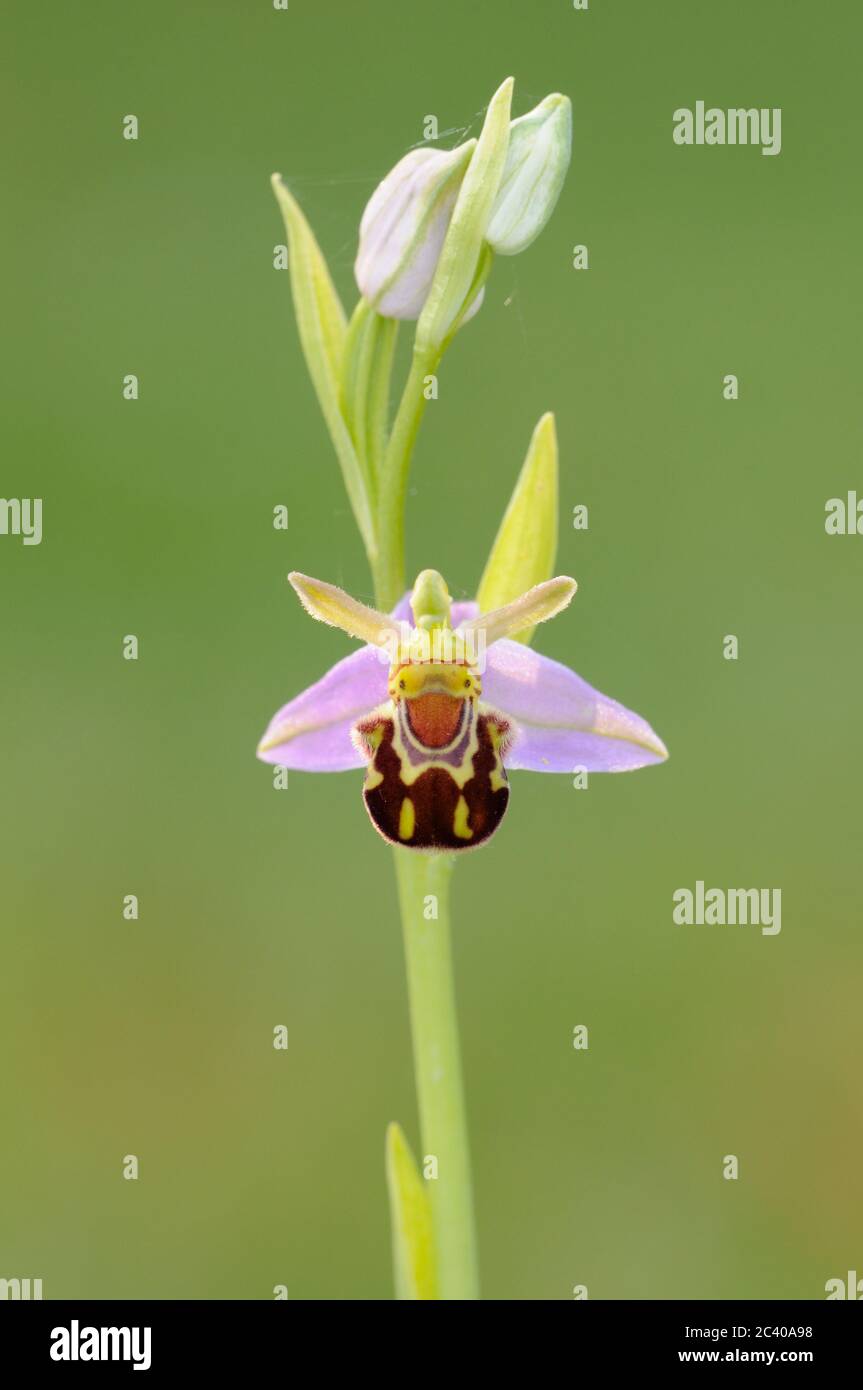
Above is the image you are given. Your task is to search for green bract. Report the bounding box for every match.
[271,175,375,559]
[415,76,513,355]
[477,412,559,644]
[385,1122,437,1300]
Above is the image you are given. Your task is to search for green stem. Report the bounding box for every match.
[394,848,479,1300]
[366,317,398,498]
[373,335,475,1298]
[373,346,440,610]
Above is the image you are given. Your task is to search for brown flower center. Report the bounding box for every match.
[405,692,464,748]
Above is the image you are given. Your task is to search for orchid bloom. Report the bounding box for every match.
[266,72,670,1299]
[258,568,668,853]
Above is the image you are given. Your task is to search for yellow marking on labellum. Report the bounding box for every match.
[398,797,416,841]
[453,795,473,840]
[382,662,483,787]
[487,721,508,792]
[391,708,479,788]
[389,661,481,702]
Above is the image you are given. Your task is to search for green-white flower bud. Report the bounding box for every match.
[355,141,475,319]
[486,94,572,256]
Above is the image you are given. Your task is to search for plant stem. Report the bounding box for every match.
[373,346,440,610]
[394,848,479,1300]
[375,340,476,1298]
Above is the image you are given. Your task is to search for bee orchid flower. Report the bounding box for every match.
[258,569,668,853]
[265,72,669,1298]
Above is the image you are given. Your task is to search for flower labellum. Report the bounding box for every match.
[258,569,668,853]
[486,94,572,256]
[355,141,476,320]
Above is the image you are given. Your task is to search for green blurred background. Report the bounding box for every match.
[2,0,861,1300]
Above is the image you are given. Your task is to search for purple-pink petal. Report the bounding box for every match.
[257,591,418,771]
[450,600,480,626]
[482,639,668,773]
[257,645,387,771]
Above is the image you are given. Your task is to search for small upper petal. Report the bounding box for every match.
[392,592,414,622]
[449,599,480,627]
[482,639,668,772]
